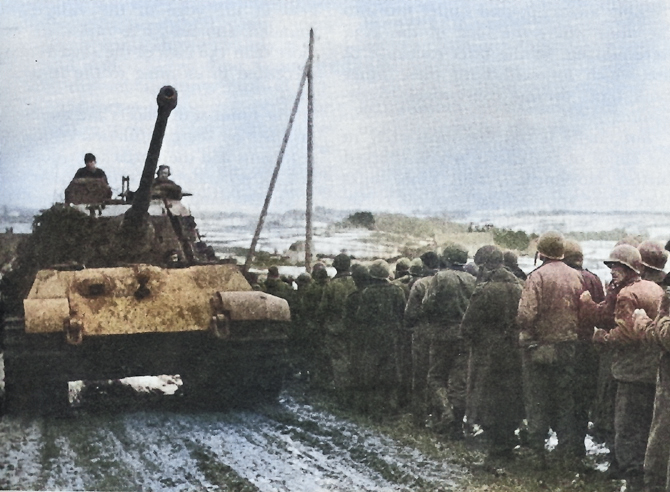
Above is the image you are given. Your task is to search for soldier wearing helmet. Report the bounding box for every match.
[263,265,294,301]
[516,230,587,466]
[389,257,413,405]
[392,257,413,298]
[407,258,425,289]
[394,257,411,279]
[287,271,313,378]
[638,240,667,286]
[405,251,441,424]
[298,262,330,387]
[635,243,670,491]
[351,259,406,418]
[317,254,357,397]
[461,245,524,463]
[152,164,183,200]
[562,239,605,459]
[503,250,527,281]
[581,244,664,486]
[420,243,476,439]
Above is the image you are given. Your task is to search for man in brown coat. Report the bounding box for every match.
[629,240,669,492]
[581,244,664,489]
[517,231,585,467]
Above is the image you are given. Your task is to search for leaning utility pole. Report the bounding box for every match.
[243,56,310,273]
[305,28,314,273]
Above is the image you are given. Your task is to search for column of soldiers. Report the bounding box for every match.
[261,233,670,491]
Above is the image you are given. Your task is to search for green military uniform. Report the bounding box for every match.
[461,246,524,459]
[300,266,330,387]
[318,269,357,396]
[422,264,476,437]
[352,260,406,419]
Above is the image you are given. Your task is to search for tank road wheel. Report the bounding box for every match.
[2,317,69,416]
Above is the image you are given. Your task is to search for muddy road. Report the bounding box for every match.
[0,384,467,492]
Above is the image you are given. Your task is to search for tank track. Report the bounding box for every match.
[1,317,288,413]
[2,317,69,415]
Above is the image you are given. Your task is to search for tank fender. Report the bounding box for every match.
[211,291,291,322]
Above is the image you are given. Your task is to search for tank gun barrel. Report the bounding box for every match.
[124,86,178,226]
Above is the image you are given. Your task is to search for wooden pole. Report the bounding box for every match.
[244,58,310,272]
[305,28,314,273]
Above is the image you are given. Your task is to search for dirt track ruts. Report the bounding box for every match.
[0,389,466,492]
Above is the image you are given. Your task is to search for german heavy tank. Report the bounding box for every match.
[0,86,291,413]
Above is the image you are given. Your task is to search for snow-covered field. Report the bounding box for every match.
[7,209,669,285]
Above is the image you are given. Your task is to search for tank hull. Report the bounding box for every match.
[3,316,289,413]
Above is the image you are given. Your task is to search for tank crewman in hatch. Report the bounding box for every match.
[65,153,112,205]
[74,153,108,182]
[516,231,585,469]
[151,165,183,200]
[580,244,663,488]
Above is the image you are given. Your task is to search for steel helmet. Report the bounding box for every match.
[503,250,519,268]
[332,253,351,272]
[563,239,583,269]
[409,258,424,276]
[420,251,440,270]
[474,245,503,267]
[296,272,312,285]
[638,240,668,271]
[442,243,468,266]
[536,231,565,260]
[368,259,391,279]
[604,244,642,274]
[395,257,411,272]
[351,263,370,283]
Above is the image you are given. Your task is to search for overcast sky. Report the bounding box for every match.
[2,1,670,215]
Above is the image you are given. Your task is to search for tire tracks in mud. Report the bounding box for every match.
[0,393,466,492]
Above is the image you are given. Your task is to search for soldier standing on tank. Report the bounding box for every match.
[353,259,406,420]
[562,239,604,457]
[581,244,663,488]
[317,254,357,399]
[517,231,585,469]
[461,245,524,464]
[405,251,440,425]
[74,153,108,182]
[421,244,476,440]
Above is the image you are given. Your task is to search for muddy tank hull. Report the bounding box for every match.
[3,263,291,414]
[3,316,289,413]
